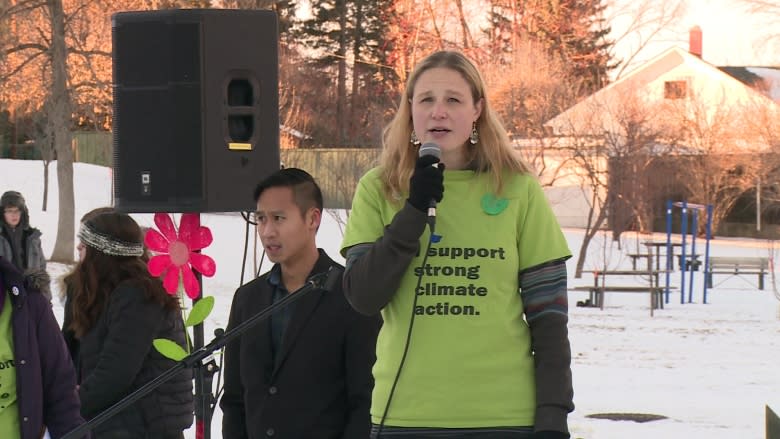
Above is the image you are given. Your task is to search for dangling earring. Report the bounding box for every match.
[469,122,479,145]
[410,130,421,146]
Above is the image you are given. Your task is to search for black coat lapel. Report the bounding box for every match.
[271,250,336,375]
[251,283,275,382]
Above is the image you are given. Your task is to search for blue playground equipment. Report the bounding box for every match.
[664,200,714,304]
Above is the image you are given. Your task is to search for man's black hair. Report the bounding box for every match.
[253,168,324,214]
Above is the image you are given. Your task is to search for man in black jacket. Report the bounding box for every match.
[220,168,380,439]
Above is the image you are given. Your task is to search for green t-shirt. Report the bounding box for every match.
[0,293,20,439]
[341,168,571,428]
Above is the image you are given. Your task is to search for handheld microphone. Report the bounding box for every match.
[418,142,441,227]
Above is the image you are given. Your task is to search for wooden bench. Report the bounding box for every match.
[572,285,665,310]
[705,256,769,290]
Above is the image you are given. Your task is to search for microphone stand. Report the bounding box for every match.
[62,267,341,439]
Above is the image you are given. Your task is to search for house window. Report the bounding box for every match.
[664,80,687,99]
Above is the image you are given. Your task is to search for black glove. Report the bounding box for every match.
[531,431,570,439]
[407,154,445,213]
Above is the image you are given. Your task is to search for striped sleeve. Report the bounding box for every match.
[518,259,568,322]
[518,259,573,434]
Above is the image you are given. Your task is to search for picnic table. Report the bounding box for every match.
[642,241,683,271]
[573,269,670,316]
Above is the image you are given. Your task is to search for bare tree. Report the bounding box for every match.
[29,109,55,211]
[0,0,147,262]
[547,86,681,276]
[46,0,77,262]
[603,90,681,237]
[665,92,777,233]
[278,50,312,149]
[738,0,780,55]
[560,132,610,278]
[605,0,687,79]
[452,0,473,48]
[483,40,580,185]
[753,104,780,220]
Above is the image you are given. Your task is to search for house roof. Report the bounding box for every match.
[719,66,780,101]
[718,66,765,87]
[545,46,780,136]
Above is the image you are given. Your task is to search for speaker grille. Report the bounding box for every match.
[113,15,204,212]
[115,86,203,206]
[113,10,279,213]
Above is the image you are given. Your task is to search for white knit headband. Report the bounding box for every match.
[78,222,144,257]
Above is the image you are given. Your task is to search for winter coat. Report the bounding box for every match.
[61,285,79,369]
[0,227,46,272]
[0,190,46,274]
[78,281,193,438]
[0,257,85,439]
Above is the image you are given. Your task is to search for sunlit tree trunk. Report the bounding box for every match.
[453,0,472,48]
[48,0,76,263]
[349,0,363,144]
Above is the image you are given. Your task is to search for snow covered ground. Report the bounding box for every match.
[2,158,779,438]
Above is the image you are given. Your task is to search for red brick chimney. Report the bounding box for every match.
[689,25,703,58]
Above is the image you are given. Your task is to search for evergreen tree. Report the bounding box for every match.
[219,0,298,36]
[484,0,518,58]
[484,0,615,94]
[297,0,395,145]
[527,0,614,93]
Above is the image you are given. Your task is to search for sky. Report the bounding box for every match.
[610,0,779,70]
[3,158,780,438]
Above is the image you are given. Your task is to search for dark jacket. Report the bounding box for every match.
[0,190,46,275]
[220,250,380,439]
[61,284,79,369]
[78,281,193,438]
[0,257,85,439]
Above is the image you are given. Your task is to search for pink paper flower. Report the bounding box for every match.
[145,213,216,299]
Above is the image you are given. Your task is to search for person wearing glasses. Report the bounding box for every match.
[0,191,48,299]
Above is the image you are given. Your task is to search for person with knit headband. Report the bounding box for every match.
[68,212,193,438]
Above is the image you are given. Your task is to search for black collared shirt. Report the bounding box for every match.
[267,265,295,359]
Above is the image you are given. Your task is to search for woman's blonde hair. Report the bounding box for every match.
[379,50,532,199]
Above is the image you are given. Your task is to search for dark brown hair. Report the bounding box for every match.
[69,212,178,337]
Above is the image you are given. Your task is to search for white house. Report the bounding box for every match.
[536,28,780,229]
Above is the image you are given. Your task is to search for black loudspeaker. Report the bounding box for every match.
[112,9,280,213]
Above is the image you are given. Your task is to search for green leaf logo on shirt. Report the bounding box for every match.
[481,194,508,215]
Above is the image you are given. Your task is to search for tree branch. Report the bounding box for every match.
[67,48,111,58]
[70,80,110,91]
[4,42,48,55]
[0,48,46,82]
[0,0,46,22]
